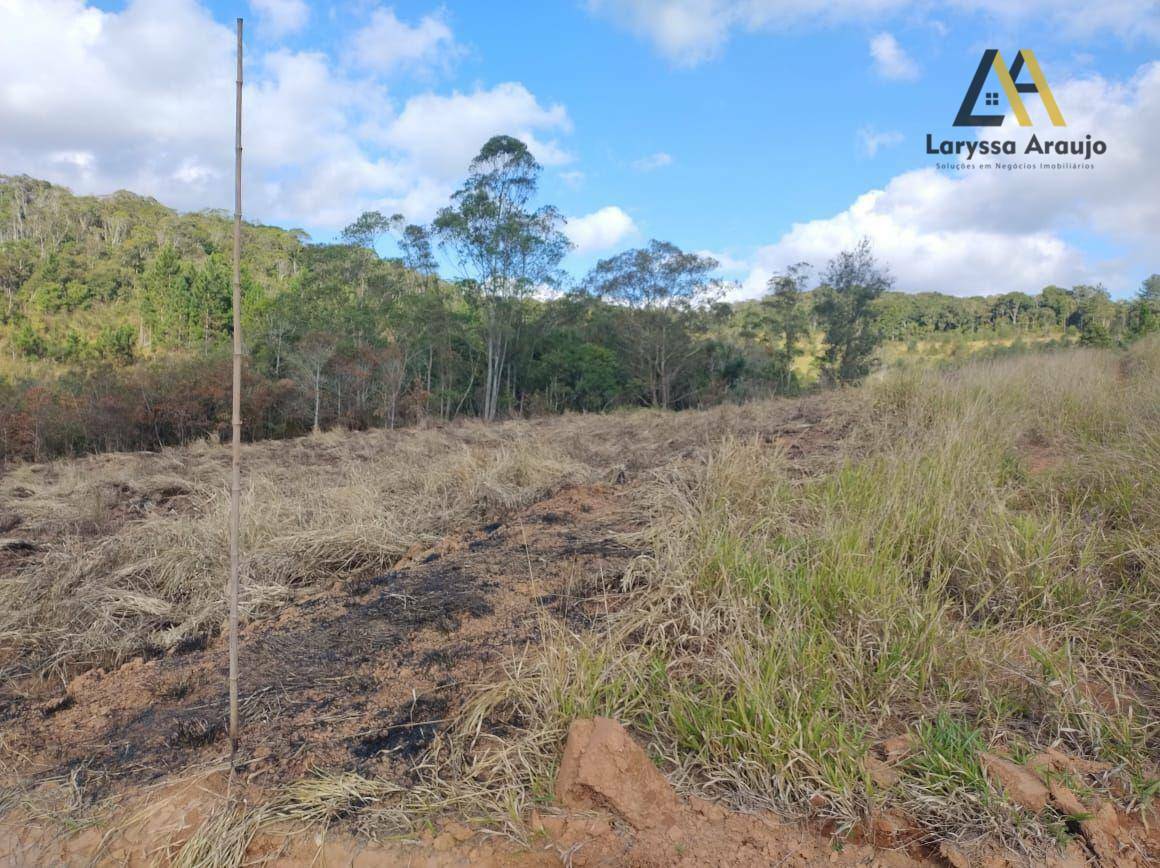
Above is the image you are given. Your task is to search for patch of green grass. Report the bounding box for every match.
[906,714,991,803]
[441,337,1159,859]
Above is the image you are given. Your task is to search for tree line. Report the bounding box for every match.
[1,141,1157,461]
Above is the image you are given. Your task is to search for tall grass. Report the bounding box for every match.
[450,338,1160,853]
[4,340,1156,858]
[0,425,598,679]
[0,400,803,680]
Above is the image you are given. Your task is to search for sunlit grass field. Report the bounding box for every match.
[451,336,1158,859]
[3,336,1155,865]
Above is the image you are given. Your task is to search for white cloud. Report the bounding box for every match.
[586,0,733,67]
[586,0,1160,66]
[565,206,638,254]
[949,0,1160,43]
[735,62,1160,298]
[858,127,904,156]
[385,83,572,178]
[0,0,238,204]
[739,185,1088,298]
[250,0,309,37]
[350,6,458,75]
[632,151,673,171]
[869,32,918,81]
[585,1,909,65]
[559,170,586,188]
[0,0,572,232]
[698,248,747,271]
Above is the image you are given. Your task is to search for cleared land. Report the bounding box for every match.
[1,339,1157,866]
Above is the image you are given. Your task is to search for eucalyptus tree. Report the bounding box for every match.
[340,210,402,298]
[433,135,569,421]
[399,224,438,283]
[340,210,404,250]
[814,239,892,383]
[1131,274,1160,335]
[582,239,720,408]
[763,262,810,388]
[293,330,338,433]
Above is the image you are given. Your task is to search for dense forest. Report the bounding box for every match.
[2,137,1157,461]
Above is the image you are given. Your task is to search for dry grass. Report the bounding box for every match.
[437,337,1160,858]
[4,339,1157,864]
[170,801,264,868]
[0,400,814,681]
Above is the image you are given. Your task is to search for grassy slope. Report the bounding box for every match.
[783,327,1070,384]
[0,400,804,679]
[2,338,1156,862]
[452,337,1159,856]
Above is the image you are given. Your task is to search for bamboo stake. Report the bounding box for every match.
[228,16,243,766]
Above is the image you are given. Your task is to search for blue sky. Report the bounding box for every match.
[3,1,1158,297]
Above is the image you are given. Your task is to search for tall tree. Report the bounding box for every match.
[339,210,402,299]
[434,135,569,421]
[400,224,438,280]
[814,239,892,383]
[1130,274,1160,336]
[763,263,809,389]
[293,330,337,432]
[340,210,403,250]
[190,254,231,352]
[990,291,1035,328]
[139,244,190,347]
[582,239,719,408]
[1073,284,1115,346]
[0,240,35,322]
[1039,285,1075,327]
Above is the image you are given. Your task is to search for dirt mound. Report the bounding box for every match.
[980,753,1050,812]
[555,717,680,831]
[539,717,930,866]
[541,718,1158,867]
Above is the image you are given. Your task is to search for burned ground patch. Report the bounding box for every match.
[351,566,495,632]
[39,694,75,717]
[172,632,212,656]
[172,716,225,748]
[0,483,642,800]
[351,694,450,762]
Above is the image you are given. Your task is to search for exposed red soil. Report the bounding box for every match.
[0,770,562,866]
[2,482,642,799]
[2,402,1155,866]
[0,766,921,867]
[0,466,932,867]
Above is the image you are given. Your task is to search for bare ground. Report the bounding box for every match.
[1,383,1155,866]
[0,397,911,866]
[1,481,642,799]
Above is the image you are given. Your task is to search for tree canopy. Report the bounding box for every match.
[0,161,1153,461]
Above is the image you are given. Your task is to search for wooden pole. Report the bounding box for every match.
[228,16,243,766]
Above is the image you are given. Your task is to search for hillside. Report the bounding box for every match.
[1,341,1157,865]
[0,175,308,361]
[2,174,1157,464]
